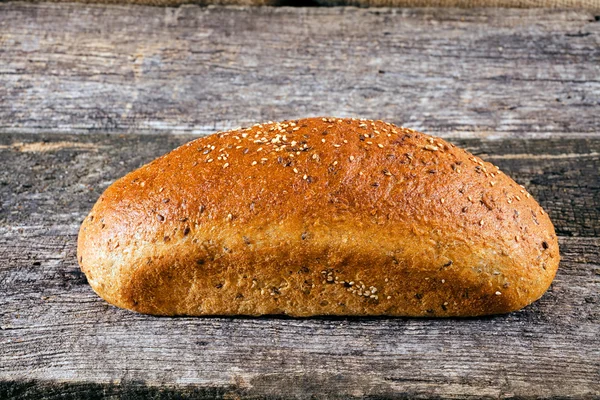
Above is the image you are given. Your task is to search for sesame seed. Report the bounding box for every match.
[333,161,338,166]
[333,144,341,148]
[227,213,233,220]
[384,278,388,282]
[207,159,213,163]
[428,138,434,144]
[378,143,384,148]
[261,158,268,162]
[257,147,263,152]
[322,139,326,143]
[479,220,485,226]
[424,145,439,151]
[516,195,521,201]
[349,156,355,161]
[343,140,348,144]
[495,291,502,296]
[251,161,257,166]
[441,198,445,204]
[291,141,297,146]
[387,296,391,299]
[293,168,299,173]
[366,141,373,145]
[490,181,496,187]
[223,163,229,169]
[468,196,473,202]
[441,279,445,283]
[303,174,307,180]
[159,187,164,192]
[293,127,300,131]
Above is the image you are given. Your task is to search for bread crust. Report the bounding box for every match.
[77,117,559,317]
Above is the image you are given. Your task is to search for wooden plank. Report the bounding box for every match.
[0,3,599,138]
[1,133,598,237]
[0,133,599,397]
[0,228,598,398]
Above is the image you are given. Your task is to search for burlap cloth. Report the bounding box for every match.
[323,0,598,7]
[323,0,599,7]
[39,0,600,11]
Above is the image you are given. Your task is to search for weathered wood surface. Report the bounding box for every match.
[1,133,599,237]
[1,3,600,139]
[1,2,600,398]
[0,133,599,398]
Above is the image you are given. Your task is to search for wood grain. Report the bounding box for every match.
[0,133,599,398]
[2,133,598,237]
[0,231,598,398]
[1,3,599,138]
[1,3,599,397]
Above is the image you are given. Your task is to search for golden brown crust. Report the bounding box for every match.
[77,117,559,317]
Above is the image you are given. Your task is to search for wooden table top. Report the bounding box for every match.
[0,3,598,398]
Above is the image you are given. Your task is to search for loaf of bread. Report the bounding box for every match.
[77,117,559,317]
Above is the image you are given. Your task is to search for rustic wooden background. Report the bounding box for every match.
[1,3,599,399]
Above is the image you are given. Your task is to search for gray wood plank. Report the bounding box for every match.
[0,3,599,138]
[0,133,599,398]
[0,228,598,398]
[2,133,598,237]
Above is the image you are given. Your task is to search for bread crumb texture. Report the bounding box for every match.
[77,117,559,317]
